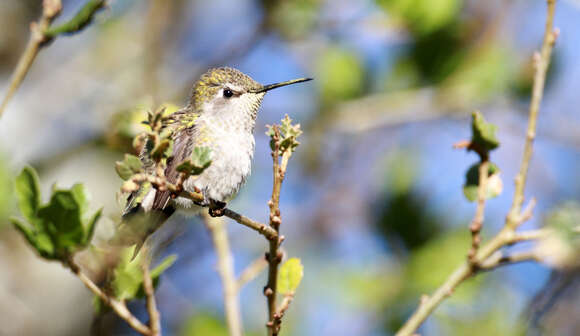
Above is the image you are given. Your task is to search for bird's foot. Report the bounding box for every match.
[208,199,226,217]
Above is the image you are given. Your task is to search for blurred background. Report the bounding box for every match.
[1,0,579,335]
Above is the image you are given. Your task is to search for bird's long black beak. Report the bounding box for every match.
[252,77,313,93]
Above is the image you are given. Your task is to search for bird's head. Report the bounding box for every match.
[189,67,312,120]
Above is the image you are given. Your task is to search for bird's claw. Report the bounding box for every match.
[208,199,226,217]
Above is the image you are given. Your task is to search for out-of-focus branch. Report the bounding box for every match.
[468,160,489,262]
[0,0,62,118]
[203,214,243,336]
[510,227,549,243]
[479,250,542,271]
[271,294,294,330]
[66,259,151,336]
[0,0,105,119]
[395,1,558,335]
[236,256,268,291]
[142,261,161,336]
[507,0,558,228]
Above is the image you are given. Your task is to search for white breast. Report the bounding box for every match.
[174,124,255,209]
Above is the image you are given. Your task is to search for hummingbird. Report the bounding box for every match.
[118,67,312,255]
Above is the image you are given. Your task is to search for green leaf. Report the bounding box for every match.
[43,0,106,38]
[176,147,212,176]
[463,162,502,202]
[280,115,303,139]
[112,247,177,301]
[471,111,499,154]
[11,217,57,259]
[151,254,177,278]
[14,166,41,223]
[11,167,101,260]
[37,189,85,255]
[115,154,143,180]
[267,115,303,154]
[113,247,144,301]
[83,208,102,246]
[277,258,304,295]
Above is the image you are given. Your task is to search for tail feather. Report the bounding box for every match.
[111,205,175,260]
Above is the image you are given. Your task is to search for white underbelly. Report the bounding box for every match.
[183,132,254,203]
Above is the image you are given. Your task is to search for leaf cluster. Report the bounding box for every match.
[10,167,102,260]
[266,115,303,154]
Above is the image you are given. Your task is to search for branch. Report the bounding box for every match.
[479,250,542,271]
[203,214,243,336]
[509,227,549,244]
[468,160,489,262]
[0,0,105,119]
[0,0,62,118]
[65,259,151,336]
[142,261,161,336]
[271,294,294,330]
[265,127,292,336]
[223,208,278,241]
[237,256,268,291]
[395,1,558,334]
[507,0,558,229]
[124,174,278,240]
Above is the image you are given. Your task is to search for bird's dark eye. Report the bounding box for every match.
[223,88,233,98]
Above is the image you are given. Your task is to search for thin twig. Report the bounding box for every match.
[468,160,489,262]
[479,250,542,271]
[65,259,151,336]
[265,127,292,336]
[507,0,558,229]
[237,256,268,291]
[0,0,61,118]
[142,261,161,336]
[395,1,558,335]
[125,174,278,240]
[518,197,537,223]
[203,214,243,336]
[0,0,105,119]
[271,294,294,329]
[223,208,278,240]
